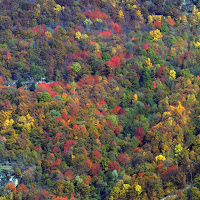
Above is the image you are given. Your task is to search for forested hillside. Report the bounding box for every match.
[1,0,200,199]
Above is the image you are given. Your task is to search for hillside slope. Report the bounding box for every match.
[0,0,200,199]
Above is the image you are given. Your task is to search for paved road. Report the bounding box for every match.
[160,185,192,200]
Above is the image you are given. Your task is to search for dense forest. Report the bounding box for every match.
[1,0,200,199]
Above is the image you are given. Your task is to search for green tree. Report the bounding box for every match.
[140,68,153,89]
[71,62,82,74]
[37,92,51,102]
[30,64,45,80]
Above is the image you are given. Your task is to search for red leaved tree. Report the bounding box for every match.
[65,170,75,181]
[52,196,68,200]
[105,56,120,68]
[32,25,46,35]
[16,183,29,196]
[157,162,164,171]
[115,128,120,136]
[70,193,74,199]
[90,163,101,176]
[110,22,122,35]
[133,127,145,141]
[143,42,150,50]
[108,161,120,173]
[98,31,112,37]
[153,20,162,29]
[64,140,74,152]
[7,51,11,59]
[163,165,178,179]
[84,159,93,170]
[92,150,101,161]
[117,153,131,166]
[0,76,4,85]
[5,182,16,194]
[167,16,176,26]
[84,9,108,20]
[113,105,121,114]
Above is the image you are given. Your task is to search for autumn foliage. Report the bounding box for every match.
[98,31,112,37]
[108,161,120,173]
[133,127,145,141]
[0,1,200,200]
[32,25,46,35]
[84,10,108,20]
[5,182,16,194]
[167,16,176,26]
[105,56,121,68]
[153,20,162,29]
[117,153,131,166]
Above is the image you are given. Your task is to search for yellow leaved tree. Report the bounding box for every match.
[169,70,176,80]
[75,31,81,40]
[155,155,166,162]
[0,111,18,145]
[174,144,183,157]
[135,184,142,199]
[149,29,162,41]
[0,111,12,129]
[132,93,138,103]
[54,4,64,13]
[45,31,52,39]
[118,10,124,20]
[17,114,34,133]
[181,15,188,25]
[3,118,14,130]
[169,101,190,130]
[152,15,162,22]
[145,58,153,69]
[190,5,200,25]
